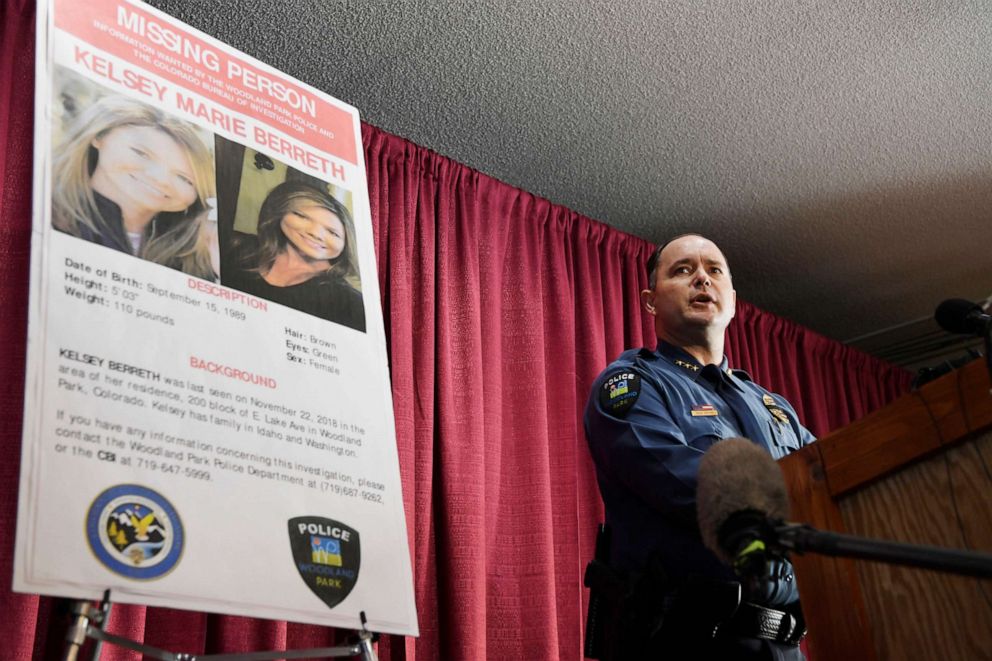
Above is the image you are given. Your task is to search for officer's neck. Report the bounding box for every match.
[659,330,725,367]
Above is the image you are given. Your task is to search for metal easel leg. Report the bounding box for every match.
[63,601,97,661]
[356,611,379,661]
[63,596,379,661]
[90,590,113,660]
[61,591,112,661]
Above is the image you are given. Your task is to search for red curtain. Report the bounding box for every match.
[726,299,909,436]
[0,3,910,659]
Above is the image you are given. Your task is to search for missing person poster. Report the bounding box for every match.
[14,0,418,636]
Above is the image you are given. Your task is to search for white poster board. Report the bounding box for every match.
[14,0,418,636]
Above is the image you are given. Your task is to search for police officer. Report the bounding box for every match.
[584,234,814,660]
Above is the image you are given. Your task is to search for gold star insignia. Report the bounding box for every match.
[674,359,700,372]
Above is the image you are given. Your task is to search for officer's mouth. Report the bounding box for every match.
[690,293,716,306]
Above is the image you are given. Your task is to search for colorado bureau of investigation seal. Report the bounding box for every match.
[85,484,184,580]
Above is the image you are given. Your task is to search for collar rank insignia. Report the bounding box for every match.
[762,394,789,424]
[691,404,719,417]
[674,359,700,372]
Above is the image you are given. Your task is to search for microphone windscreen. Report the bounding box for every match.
[696,438,790,564]
[935,298,982,334]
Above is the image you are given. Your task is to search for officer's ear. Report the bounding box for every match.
[640,289,656,315]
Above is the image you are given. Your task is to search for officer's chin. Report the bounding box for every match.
[682,309,719,324]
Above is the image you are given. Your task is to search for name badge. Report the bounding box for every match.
[690,404,718,417]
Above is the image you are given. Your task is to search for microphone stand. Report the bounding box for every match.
[772,522,992,579]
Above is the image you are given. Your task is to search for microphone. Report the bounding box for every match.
[935,298,992,336]
[696,438,789,570]
[696,438,992,580]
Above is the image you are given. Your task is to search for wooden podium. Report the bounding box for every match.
[779,359,992,661]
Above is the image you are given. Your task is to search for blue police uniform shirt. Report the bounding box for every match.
[584,341,816,605]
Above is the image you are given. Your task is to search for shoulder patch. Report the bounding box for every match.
[599,370,642,417]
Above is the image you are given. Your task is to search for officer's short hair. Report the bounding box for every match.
[646,233,730,288]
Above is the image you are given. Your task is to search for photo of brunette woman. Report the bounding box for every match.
[52,95,218,281]
[224,182,366,332]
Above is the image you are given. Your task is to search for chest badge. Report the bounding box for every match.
[763,394,789,424]
[690,404,719,417]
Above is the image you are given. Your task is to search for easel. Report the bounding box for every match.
[63,591,379,661]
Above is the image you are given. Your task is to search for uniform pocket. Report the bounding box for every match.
[767,420,800,454]
[685,416,737,451]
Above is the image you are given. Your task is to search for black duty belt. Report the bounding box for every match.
[714,601,806,645]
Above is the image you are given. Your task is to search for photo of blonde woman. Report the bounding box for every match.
[52,93,218,281]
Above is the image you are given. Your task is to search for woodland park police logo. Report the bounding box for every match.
[599,370,642,416]
[85,484,184,580]
[288,516,361,609]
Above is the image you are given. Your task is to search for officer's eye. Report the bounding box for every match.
[673,265,692,275]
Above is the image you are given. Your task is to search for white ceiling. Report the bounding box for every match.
[149,0,992,368]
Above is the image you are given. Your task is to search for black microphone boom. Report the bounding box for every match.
[696,438,992,580]
[775,523,992,579]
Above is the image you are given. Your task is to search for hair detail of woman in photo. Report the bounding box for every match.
[228,181,365,332]
[52,95,217,280]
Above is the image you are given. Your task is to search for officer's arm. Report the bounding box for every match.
[798,424,816,447]
[585,368,707,527]
[779,397,817,447]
